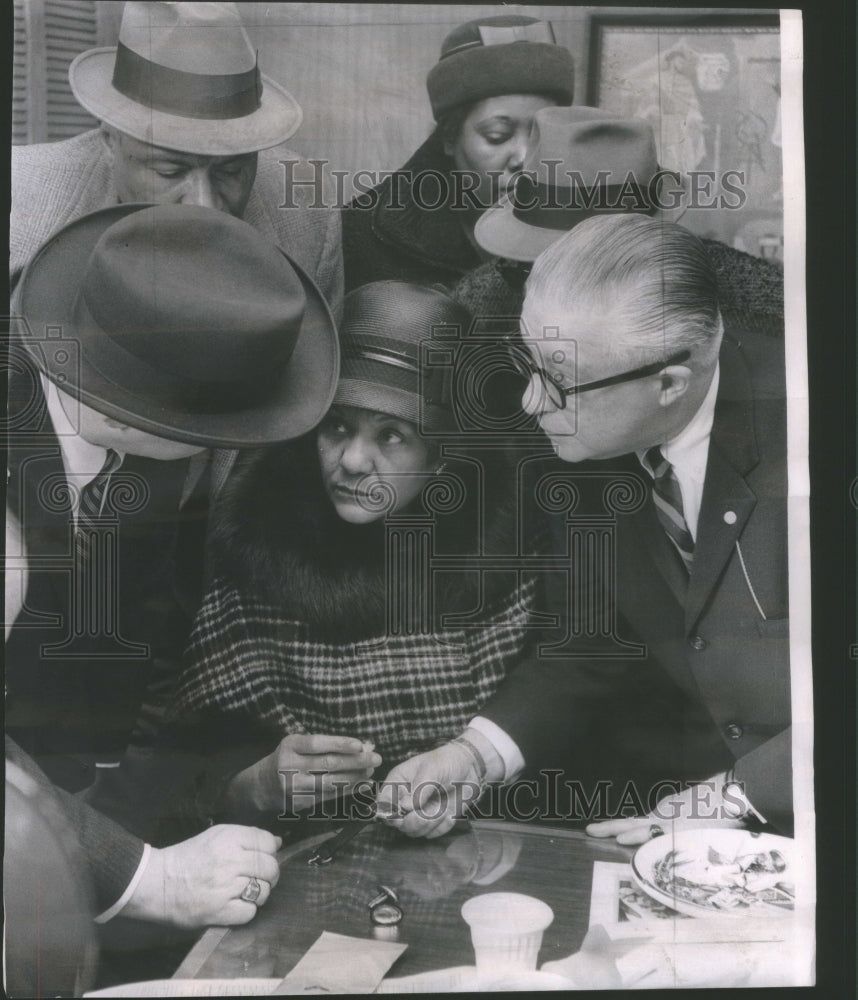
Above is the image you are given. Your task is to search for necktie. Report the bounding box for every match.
[644,445,694,574]
[74,449,123,562]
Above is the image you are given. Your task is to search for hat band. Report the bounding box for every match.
[512,175,656,230]
[343,345,451,410]
[112,41,262,121]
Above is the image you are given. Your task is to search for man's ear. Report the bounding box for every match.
[656,365,692,407]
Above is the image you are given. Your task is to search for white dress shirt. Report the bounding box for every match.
[637,364,720,541]
[41,375,124,525]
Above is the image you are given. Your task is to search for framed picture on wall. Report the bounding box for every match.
[586,13,782,259]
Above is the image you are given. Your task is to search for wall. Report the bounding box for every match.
[12,2,783,257]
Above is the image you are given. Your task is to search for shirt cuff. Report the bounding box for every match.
[94,843,152,924]
[469,717,525,782]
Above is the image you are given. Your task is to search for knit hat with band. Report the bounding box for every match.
[427,15,574,120]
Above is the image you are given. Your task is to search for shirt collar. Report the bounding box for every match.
[41,374,123,492]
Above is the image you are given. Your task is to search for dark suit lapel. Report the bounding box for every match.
[684,336,760,631]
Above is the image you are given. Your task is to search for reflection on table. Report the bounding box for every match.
[175,820,632,982]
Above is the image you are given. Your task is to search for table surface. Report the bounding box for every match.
[173,819,633,984]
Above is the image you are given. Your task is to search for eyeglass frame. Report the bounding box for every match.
[506,339,692,410]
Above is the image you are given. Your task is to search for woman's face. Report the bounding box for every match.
[444,94,557,210]
[317,405,437,524]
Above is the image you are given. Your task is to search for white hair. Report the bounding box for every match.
[526,215,723,369]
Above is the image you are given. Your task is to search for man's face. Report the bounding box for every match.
[106,130,258,217]
[58,390,207,461]
[519,298,672,463]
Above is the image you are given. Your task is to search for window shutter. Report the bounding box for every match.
[14,0,104,145]
[12,1,29,144]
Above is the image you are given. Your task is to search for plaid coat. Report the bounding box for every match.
[172,440,540,768]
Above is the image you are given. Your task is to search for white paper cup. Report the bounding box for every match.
[461,893,554,975]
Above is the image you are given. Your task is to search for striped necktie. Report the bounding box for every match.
[644,445,694,574]
[75,449,122,561]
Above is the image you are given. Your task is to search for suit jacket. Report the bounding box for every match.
[5,369,210,791]
[483,327,792,831]
[6,736,144,915]
[10,129,343,312]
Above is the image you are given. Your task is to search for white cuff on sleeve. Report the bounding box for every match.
[469,716,525,782]
[94,843,152,924]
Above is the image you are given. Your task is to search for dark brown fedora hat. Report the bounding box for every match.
[15,203,339,448]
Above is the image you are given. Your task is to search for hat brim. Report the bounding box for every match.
[475,187,689,262]
[70,48,303,155]
[16,204,339,449]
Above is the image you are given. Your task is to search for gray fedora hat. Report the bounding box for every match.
[69,2,302,155]
[476,106,688,261]
[16,203,339,448]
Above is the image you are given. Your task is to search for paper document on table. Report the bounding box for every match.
[273,931,408,994]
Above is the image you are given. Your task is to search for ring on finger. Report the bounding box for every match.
[240,876,263,904]
[648,824,665,839]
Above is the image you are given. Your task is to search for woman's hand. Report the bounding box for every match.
[228,734,382,816]
[375,729,502,839]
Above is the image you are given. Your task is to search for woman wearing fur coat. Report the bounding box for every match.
[169,282,540,825]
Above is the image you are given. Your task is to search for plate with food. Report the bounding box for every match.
[631,828,795,918]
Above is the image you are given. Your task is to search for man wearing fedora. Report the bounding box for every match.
[10,1,341,310]
[380,214,791,841]
[6,203,338,806]
[452,105,784,339]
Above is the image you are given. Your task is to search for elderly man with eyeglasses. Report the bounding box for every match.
[378,213,792,843]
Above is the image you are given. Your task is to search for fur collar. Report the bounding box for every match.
[211,439,520,640]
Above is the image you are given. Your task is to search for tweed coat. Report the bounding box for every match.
[6,736,144,916]
[171,439,540,769]
[83,438,542,843]
[10,128,343,311]
[480,325,793,832]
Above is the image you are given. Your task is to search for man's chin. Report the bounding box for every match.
[550,437,595,464]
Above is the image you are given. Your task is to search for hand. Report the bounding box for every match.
[585,775,744,846]
[376,729,501,840]
[125,825,282,928]
[229,734,382,815]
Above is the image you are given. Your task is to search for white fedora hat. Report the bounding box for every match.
[69,2,302,156]
[476,106,688,262]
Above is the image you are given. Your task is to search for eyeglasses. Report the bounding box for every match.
[505,340,691,411]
